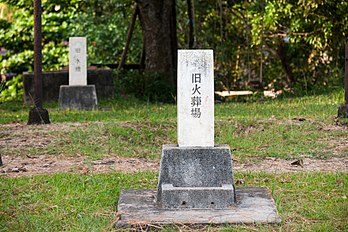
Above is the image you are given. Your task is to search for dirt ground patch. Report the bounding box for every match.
[1,122,347,177]
[1,155,347,178]
[0,122,89,154]
[0,155,159,177]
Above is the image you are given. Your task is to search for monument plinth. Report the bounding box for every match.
[116,50,280,228]
[58,37,98,110]
[157,144,235,209]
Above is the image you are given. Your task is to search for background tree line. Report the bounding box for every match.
[0,0,347,102]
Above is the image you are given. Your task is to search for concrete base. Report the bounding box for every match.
[58,85,97,110]
[27,107,50,124]
[157,145,235,209]
[116,188,281,228]
[161,184,235,209]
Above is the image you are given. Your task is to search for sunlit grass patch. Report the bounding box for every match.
[1,172,346,231]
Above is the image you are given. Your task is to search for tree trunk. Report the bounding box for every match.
[345,37,348,104]
[137,0,177,87]
[187,0,196,48]
[118,5,139,70]
[28,0,50,125]
[276,39,295,87]
[338,37,348,117]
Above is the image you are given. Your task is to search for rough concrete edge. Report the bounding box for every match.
[116,216,282,230]
[58,85,98,110]
[115,188,282,229]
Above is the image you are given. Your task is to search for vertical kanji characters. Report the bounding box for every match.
[191,73,202,118]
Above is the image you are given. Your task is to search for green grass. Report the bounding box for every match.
[1,88,347,231]
[59,121,176,159]
[1,89,347,160]
[1,172,347,231]
[0,88,344,124]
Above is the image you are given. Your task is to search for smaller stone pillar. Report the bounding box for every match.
[58,37,98,110]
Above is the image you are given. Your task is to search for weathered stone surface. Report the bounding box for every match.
[156,145,235,209]
[161,184,235,209]
[177,50,214,147]
[69,37,87,86]
[58,85,97,110]
[116,188,281,228]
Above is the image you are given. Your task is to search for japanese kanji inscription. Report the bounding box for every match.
[177,50,214,147]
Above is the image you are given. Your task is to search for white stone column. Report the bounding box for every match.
[69,37,87,86]
[177,50,214,147]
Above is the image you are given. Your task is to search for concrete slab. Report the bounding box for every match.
[116,187,281,228]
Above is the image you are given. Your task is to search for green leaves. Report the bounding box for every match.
[0,74,23,102]
[0,0,141,103]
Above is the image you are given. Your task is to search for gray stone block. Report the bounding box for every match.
[58,85,98,110]
[156,144,235,209]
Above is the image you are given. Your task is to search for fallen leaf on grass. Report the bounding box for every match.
[9,167,27,173]
[235,179,245,185]
[292,117,306,122]
[336,179,343,187]
[291,159,304,167]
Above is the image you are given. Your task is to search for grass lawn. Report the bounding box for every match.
[1,172,346,231]
[0,87,347,231]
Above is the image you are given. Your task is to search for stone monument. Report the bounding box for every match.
[58,37,98,110]
[157,50,235,209]
[116,50,280,228]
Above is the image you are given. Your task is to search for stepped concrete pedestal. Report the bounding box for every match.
[116,50,280,228]
[116,145,280,228]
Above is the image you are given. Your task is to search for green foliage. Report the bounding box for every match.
[0,1,82,102]
[188,0,347,91]
[72,0,142,65]
[0,0,347,103]
[0,0,140,103]
[0,74,23,102]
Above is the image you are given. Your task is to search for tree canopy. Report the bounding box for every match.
[0,0,347,102]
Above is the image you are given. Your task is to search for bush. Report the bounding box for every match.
[0,75,23,103]
[114,70,176,103]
